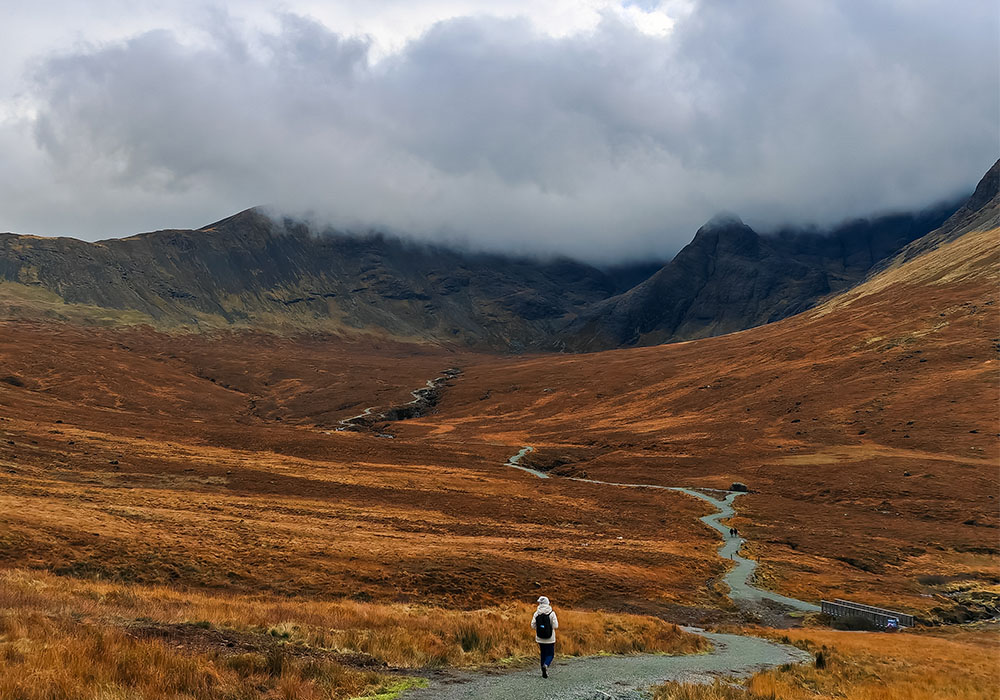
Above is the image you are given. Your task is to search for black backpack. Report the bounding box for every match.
[535,611,552,638]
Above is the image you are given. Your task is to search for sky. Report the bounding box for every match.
[1,1,997,260]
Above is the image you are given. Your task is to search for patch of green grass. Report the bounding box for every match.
[352,677,428,700]
[495,654,528,667]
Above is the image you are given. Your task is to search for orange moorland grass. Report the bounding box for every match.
[0,568,708,698]
[654,625,1000,700]
[0,609,396,700]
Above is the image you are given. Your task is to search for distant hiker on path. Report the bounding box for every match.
[531,596,559,678]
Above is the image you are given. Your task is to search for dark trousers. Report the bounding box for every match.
[538,642,555,667]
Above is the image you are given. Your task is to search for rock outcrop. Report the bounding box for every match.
[557,202,959,350]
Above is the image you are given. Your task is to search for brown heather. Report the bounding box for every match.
[0,226,995,698]
[0,569,705,699]
[655,626,1000,700]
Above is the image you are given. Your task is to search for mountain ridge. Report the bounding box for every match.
[555,197,963,350]
[0,175,983,351]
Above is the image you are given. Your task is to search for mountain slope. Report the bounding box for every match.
[818,158,999,315]
[875,158,999,270]
[0,210,631,349]
[412,163,999,615]
[558,202,960,350]
[0,160,994,620]
[0,188,965,351]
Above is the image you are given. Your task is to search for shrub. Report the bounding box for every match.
[457,625,486,653]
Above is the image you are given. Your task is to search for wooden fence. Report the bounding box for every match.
[821,599,914,628]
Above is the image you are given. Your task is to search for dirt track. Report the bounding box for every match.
[536,453,821,612]
[675,488,820,612]
[401,450,820,699]
[404,629,809,699]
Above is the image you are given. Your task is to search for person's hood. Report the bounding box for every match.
[535,603,553,615]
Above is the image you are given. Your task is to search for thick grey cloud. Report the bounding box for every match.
[4,1,998,260]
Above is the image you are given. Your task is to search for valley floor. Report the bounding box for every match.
[0,230,996,698]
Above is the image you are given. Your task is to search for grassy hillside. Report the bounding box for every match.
[0,177,996,698]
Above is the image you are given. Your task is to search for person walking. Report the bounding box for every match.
[531,596,558,678]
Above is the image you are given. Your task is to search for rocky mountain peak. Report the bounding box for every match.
[964,158,999,215]
[2,159,992,352]
[701,212,746,230]
[690,213,760,258]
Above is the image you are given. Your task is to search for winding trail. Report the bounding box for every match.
[405,630,810,700]
[505,445,549,478]
[401,446,819,699]
[567,476,819,613]
[674,488,820,612]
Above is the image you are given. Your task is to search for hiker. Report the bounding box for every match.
[531,595,559,678]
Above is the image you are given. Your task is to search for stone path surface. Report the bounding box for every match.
[567,474,819,612]
[675,487,820,612]
[505,445,549,478]
[404,630,810,700]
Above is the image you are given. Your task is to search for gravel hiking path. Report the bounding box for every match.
[566,476,819,613]
[673,487,820,612]
[506,445,549,478]
[400,447,819,699]
[403,630,810,699]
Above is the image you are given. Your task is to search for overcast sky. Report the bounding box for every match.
[1,1,997,260]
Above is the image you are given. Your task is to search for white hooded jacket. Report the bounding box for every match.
[530,597,558,644]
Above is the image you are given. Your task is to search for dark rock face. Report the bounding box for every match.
[0,209,632,349]
[558,202,959,351]
[0,175,972,352]
[877,158,1000,269]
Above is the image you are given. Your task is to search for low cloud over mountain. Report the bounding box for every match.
[2,1,997,259]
